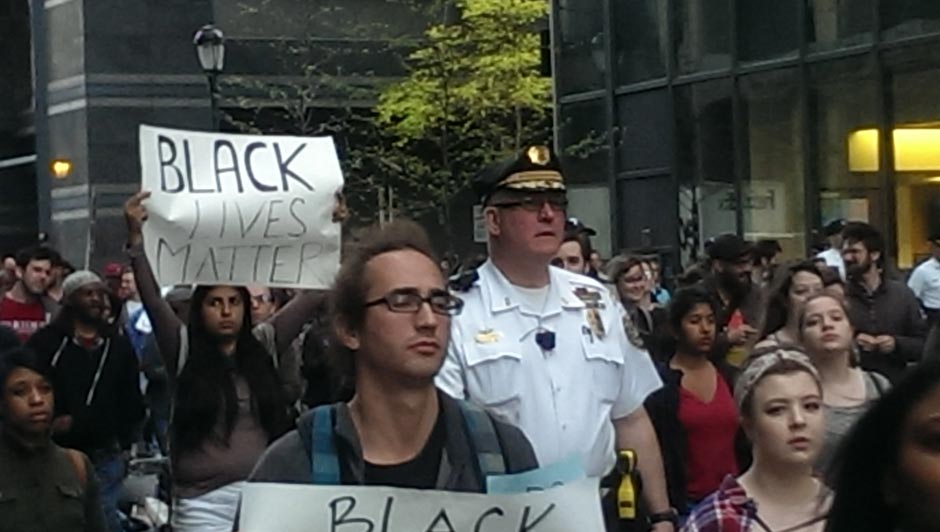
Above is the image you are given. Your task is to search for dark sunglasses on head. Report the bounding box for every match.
[365,287,464,316]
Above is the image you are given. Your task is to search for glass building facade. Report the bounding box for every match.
[552,0,940,273]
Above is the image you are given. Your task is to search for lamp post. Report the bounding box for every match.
[193,24,225,130]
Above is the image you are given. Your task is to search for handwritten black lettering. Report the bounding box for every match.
[422,509,457,532]
[155,238,191,282]
[236,201,266,239]
[245,142,277,192]
[187,200,202,240]
[287,197,308,237]
[473,507,504,532]
[157,135,185,193]
[269,244,295,284]
[328,496,374,532]
[253,244,269,281]
[214,140,245,194]
[193,247,220,280]
[263,199,284,239]
[518,504,555,532]
[274,143,314,191]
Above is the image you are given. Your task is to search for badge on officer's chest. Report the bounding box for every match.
[474,329,502,344]
[573,287,606,339]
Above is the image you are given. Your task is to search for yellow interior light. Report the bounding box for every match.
[848,128,940,172]
[51,159,72,179]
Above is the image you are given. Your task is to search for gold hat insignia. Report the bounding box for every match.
[526,146,551,166]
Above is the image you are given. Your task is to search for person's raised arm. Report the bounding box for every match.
[124,191,184,377]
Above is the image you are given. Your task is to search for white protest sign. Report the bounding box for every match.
[240,477,603,532]
[138,124,344,288]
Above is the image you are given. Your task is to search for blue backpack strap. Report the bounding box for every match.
[310,405,341,484]
[457,400,507,480]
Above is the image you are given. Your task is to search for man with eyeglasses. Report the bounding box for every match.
[437,146,677,531]
[244,219,537,492]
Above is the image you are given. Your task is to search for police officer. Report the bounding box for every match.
[437,146,676,531]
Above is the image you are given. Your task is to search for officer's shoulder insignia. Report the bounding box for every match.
[474,329,502,344]
[449,269,479,293]
[572,286,605,310]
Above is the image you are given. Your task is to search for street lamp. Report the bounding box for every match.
[193,24,225,130]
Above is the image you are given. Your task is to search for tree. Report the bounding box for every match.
[374,0,552,228]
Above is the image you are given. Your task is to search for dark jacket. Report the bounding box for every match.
[644,359,749,512]
[248,391,538,490]
[845,278,927,382]
[27,322,145,455]
[0,430,106,532]
[699,276,764,363]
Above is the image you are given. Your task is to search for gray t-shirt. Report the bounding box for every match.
[816,371,889,476]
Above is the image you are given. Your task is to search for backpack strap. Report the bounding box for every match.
[310,405,341,484]
[64,449,87,487]
[457,401,507,479]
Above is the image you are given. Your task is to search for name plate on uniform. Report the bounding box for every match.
[240,477,604,532]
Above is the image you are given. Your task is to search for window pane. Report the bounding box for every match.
[676,0,731,73]
[675,80,736,261]
[740,69,806,258]
[556,0,606,95]
[808,0,874,52]
[809,58,881,246]
[616,89,672,172]
[558,98,609,185]
[890,57,940,268]
[882,1,940,41]
[738,0,799,63]
[612,0,667,85]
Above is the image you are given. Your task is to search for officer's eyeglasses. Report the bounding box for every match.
[490,193,568,213]
[364,288,464,316]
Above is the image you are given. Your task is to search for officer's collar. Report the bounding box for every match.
[479,260,585,315]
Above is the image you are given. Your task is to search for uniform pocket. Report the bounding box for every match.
[583,337,623,404]
[465,344,523,424]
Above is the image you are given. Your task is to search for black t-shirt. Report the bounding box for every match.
[361,410,446,489]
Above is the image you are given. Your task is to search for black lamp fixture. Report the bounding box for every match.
[193,24,225,129]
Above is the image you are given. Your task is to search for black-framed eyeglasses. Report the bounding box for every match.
[490,192,568,213]
[365,288,464,316]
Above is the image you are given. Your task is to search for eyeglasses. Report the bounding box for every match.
[251,294,273,305]
[490,193,568,213]
[365,288,464,316]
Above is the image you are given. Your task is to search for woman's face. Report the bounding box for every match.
[201,286,246,339]
[679,303,716,355]
[890,386,940,532]
[745,371,824,467]
[2,367,54,436]
[618,265,649,303]
[801,296,853,356]
[786,271,823,323]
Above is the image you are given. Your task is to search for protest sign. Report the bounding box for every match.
[138,124,344,288]
[486,454,586,494]
[239,477,603,532]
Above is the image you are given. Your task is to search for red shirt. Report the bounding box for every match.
[678,374,740,500]
[0,296,49,343]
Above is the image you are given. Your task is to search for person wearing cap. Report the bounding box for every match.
[437,146,675,531]
[907,233,940,328]
[815,219,847,279]
[25,270,145,532]
[702,234,763,367]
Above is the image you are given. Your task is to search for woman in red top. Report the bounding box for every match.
[645,287,743,513]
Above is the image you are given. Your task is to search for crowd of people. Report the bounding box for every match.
[0,144,939,532]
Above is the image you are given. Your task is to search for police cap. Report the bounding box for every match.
[473,145,566,203]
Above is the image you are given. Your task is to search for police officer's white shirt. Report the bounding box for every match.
[816,247,845,278]
[908,257,940,310]
[437,259,663,477]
